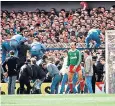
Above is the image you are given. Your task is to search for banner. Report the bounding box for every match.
[1,82,105,94]
[95,82,105,93]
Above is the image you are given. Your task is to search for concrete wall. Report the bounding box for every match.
[1,1,115,12]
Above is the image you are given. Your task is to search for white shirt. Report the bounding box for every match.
[60,57,68,75]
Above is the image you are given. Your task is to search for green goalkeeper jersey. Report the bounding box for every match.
[67,49,82,67]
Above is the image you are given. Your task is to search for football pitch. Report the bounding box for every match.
[1,94,115,106]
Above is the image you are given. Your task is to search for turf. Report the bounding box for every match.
[1,94,115,106]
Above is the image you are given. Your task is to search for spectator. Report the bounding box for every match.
[46,57,61,94]
[84,50,93,93]
[2,50,19,94]
[85,28,103,48]
[30,38,46,60]
[80,1,88,10]
[36,54,48,66]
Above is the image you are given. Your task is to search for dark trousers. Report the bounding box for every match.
[19,79,31,94]
[97,73,103,82]
[17,62,25,79]
[92,76,96,93]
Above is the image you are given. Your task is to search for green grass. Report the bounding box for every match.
[1,94,115,106]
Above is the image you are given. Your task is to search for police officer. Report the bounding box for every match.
[31,57,46,94]
[19,59,33,94]
[17,40,30,73]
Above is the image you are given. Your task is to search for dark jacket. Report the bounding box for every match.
[96,61,104,74]
[31,64,46,80]
[2,56,19,76]
[93,64,97,76]
[19,63,33,82]
[17,43,30,63]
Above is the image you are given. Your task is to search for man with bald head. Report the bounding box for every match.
[67,42,82,93]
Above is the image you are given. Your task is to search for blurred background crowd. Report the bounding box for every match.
[1,4,115,46]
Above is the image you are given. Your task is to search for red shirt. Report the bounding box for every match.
[68,15,73,21]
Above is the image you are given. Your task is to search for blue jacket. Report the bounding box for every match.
[87,29,101,41]
[30,42,46,57]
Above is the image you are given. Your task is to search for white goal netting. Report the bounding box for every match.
[106,30,115,94]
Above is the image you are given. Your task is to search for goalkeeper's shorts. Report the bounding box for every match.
[69,65,81,73]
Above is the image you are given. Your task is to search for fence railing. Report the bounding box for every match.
[44,43,105,50]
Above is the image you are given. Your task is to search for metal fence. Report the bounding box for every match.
[45,43,105,50]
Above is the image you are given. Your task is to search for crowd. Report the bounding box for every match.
[1,5,115,46]
[1,3,114,94]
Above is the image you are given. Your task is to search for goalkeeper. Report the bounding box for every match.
[67,42,82,93]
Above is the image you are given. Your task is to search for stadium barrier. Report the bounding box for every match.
[45,43,105,51]
[45,43,105,49]
[1,82,105,94]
